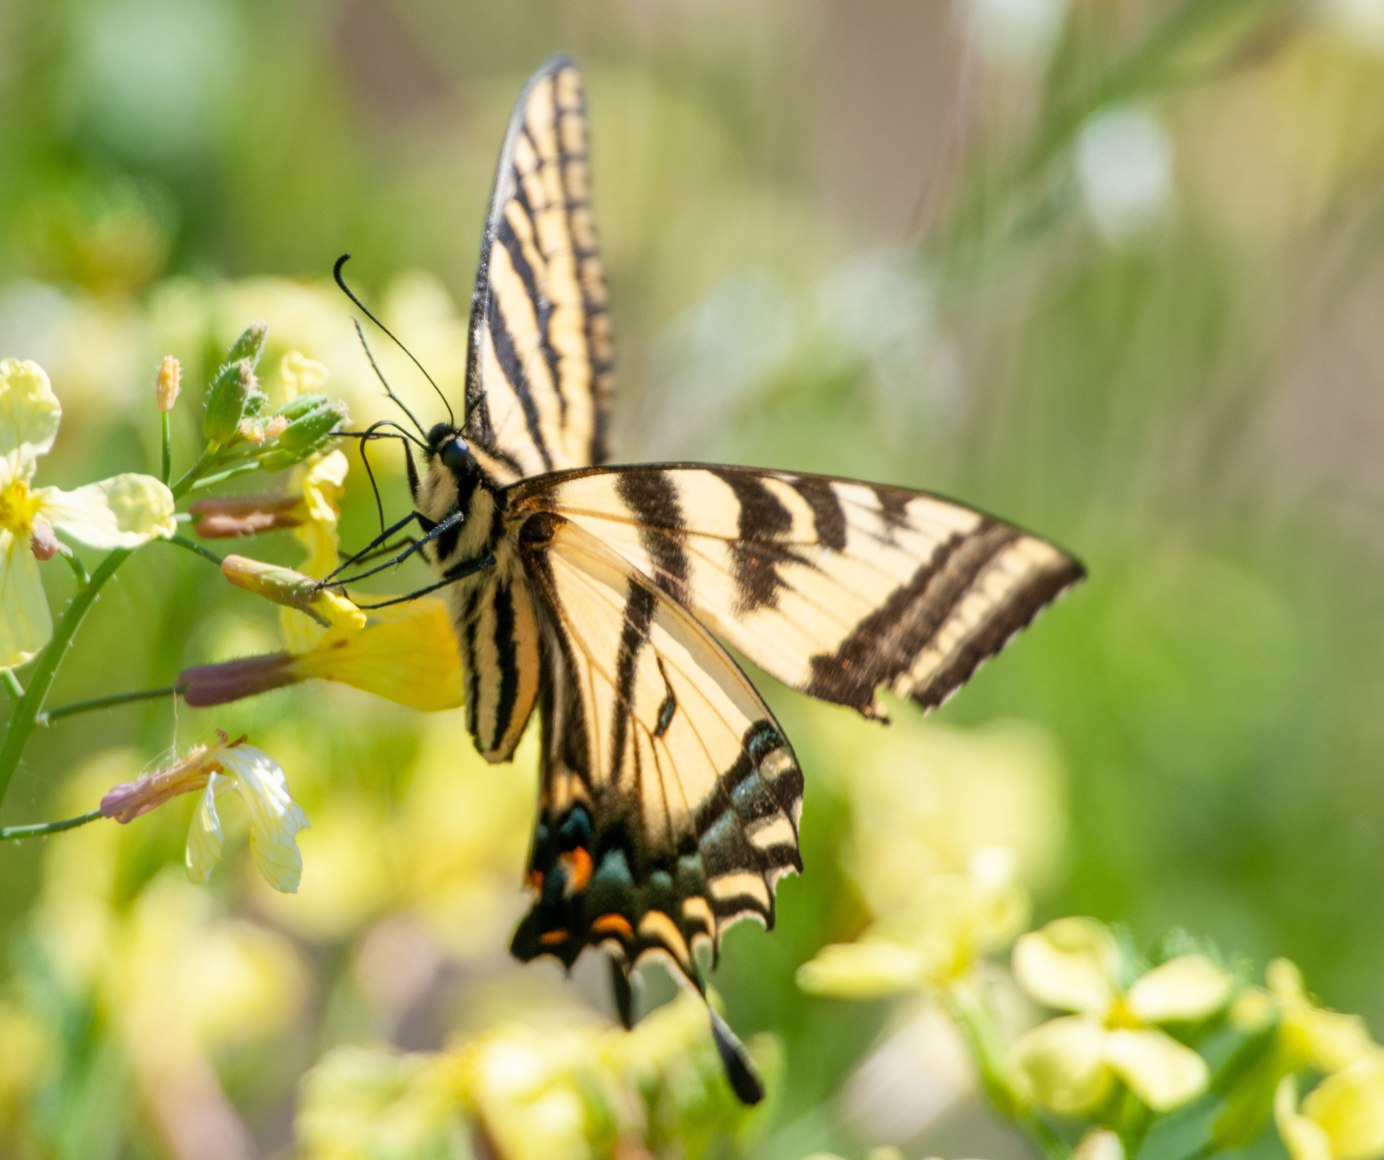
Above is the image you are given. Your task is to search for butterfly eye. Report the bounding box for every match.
[426,421,453,450]
[440,435,472,474]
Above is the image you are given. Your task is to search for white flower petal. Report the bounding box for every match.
[0,534,52,669]
[186,775,227,884]
[1106,1028,1210,1112]
[1127,955,1232,1023]
[218,745,308,893]
[1013,918,1118,1014]
[0,359,61,467]
[39,474,177,548]
[1011,1015,1112,1115]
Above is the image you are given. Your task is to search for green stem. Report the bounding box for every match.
[0,547,132,810]
[2,670,22,702]
[160,412,173,484]
[167,534,224,568]
[945,986,1072,1160]
[60,550,90,586]
[171,447,214,500]
[188,462,264,493]
[0,809,102,841]
[40,685,182,725]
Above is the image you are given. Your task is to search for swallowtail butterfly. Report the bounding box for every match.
[395,56,1082,1103]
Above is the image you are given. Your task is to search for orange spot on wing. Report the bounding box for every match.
[591,913,634,940]
[560,846,592,894]
[539,929,569,947]
[525,870,544,893]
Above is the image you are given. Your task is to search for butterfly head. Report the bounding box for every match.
[426,422,472,472]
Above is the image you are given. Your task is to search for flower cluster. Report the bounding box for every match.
[799,894,1384,1160]
[0,325,461,902]
[296,991,767,1160]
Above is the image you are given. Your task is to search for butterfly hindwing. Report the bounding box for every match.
[508,511,804,987]
[509,464,1084,721]
[462,55,614,485]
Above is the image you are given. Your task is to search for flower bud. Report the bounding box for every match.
[155,356,181,413]
[256,396,349,471]
[203,359,264,446]
[180,653,301,707]
[220,554,365,629]
[188,494,302,538]
[226,321,269,370]
[278,396,348,453]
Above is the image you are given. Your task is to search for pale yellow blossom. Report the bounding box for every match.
[1011,918,1231,1114]
[0,359,175,668]
[798,847,1028,999]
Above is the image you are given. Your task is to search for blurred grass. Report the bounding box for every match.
[3,0,1384,1156]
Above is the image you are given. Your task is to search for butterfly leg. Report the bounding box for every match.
[348,551,497,609]
[320,508,466,588]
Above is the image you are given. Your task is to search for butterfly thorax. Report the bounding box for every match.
[415,423,546,765]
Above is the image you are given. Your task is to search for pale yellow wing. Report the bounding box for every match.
[510,464,1083,720]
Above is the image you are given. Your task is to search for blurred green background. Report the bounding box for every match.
[3,0,1384,1156]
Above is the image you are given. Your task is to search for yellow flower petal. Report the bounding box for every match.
[1013,918,1119,1015]
[294,598,463,711]
[1106,1028,1210,1112]
[795,940,925,999]
[1127,955,1232,1023]
[0,359,61,467]
[38,473,176,548]
[1301,1056,1384,1160]
[1278,1078,1336,1160]
[0,532,52,669]
[293,449,348,578]
[1012,1015,1112,1115]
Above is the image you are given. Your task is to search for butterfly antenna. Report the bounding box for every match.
[350,318,430,439]
[333,254,455,429]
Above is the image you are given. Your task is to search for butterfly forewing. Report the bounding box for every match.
[463,56,614,484]
[509,464,1084,721]
[508,512,804,985]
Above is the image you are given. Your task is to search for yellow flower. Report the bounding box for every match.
[1235,959,1376,1075]
[1276,1060,1384,1160]
[1011,917,1231,1114]
[101,735,309,892]
[0,359,176,668]
[179,556,463,711]
[797,847,1028,999]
